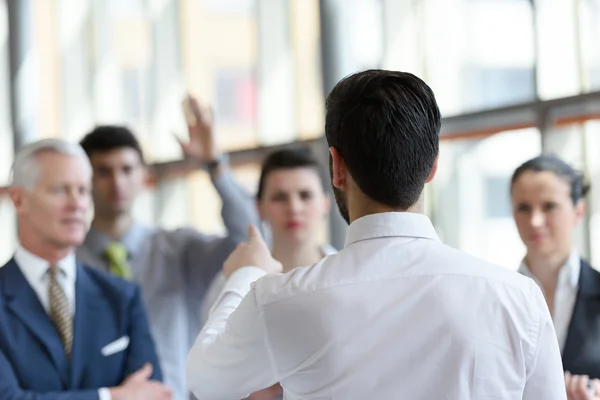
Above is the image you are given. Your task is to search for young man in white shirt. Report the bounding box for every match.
[186,69,566,399]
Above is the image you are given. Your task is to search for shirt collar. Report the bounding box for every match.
[344,212,440,248]
[14,244,77,283]
[518,250,581,289]
[83,223,154,259]
[321,244,338,256]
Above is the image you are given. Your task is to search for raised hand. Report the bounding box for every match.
[178,93,221,163]
[224,226,283,278]
[109,363,172,400]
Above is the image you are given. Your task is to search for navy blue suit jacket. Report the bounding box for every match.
[0,258,162,399]
[562,259,600,379]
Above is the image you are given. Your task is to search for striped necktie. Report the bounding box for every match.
[48,265,73,357]
[105,242,133,279]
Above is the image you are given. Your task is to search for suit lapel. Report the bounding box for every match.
[562,260,600,363]
[576,260,600,298]
[70,264,102,388]
[2,258,70,386]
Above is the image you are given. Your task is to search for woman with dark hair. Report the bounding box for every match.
[511,154,599,399]
[252,148,335,271]
[201,148,335,400]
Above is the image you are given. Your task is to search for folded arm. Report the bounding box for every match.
[0,349,100,400]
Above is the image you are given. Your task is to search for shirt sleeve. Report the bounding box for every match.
[522,281,567,400]
[211,169,260,245]
[98,388,111,400]
[200,272,226,325]
[186,267,278,400]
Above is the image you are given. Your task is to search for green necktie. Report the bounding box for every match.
[105,242,133,280]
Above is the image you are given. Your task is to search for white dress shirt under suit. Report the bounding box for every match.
[187,212,566,400]
[519,251,580,353]
[14,245,112,400]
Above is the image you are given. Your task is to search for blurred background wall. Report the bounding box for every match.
[1,0,600,271]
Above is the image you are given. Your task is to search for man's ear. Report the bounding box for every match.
[329,147,347,190]
[426,156,439,183]
[9,187,27,215]
[575,199,586,224]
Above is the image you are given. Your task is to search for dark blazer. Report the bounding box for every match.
[0,258,162,399]
[562,259,600,379]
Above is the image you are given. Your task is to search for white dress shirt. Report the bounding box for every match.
[187,212,566,400]
[519,251,580,352]
[14,245,111,400]
[200,244,338,326]
[14,245,77,315]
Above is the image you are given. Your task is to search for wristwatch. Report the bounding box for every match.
[204,153,228,173]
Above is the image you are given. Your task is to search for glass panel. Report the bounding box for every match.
[91,0,149,126]
[186,164,261,236]
[536,0,581,99]
[257,0,295,145]
[579,0,600,91]
[0,0,13,185]
[256,0,325,144]
[382,0,423,74]
[82,0,184,161]
[583,120,600,266]
[155,177,189,230]
[206,0,254,14]
[215,69,256,125]
[423,0,535,115]
[0,198,15,264]
[545,120,600,265]
[148,0,185,163]
[188,172,223,234]
[291,0,324,140]
[181,0,258,152]
[430,128,542,269]
[58,0,94,141]
[541,123,589,259]
[543,124,584,167]
[231,163,261,197]
[132,178,156,227]
[0,0,15,264]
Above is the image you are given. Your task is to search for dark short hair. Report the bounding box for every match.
[79,125,145,164]
[511,155,590,204]
[257,148,326,200]
[325,69,441,209]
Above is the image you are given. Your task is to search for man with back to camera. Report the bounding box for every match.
[76,94,259,400]
[186,70,567,399]
[0,139,170,400]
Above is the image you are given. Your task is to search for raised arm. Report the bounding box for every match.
[212,168,260,244]
[177,93,259,244]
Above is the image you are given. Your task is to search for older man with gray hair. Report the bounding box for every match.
[0,139,171,400]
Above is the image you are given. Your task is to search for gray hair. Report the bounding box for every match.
[11,138,92,189]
